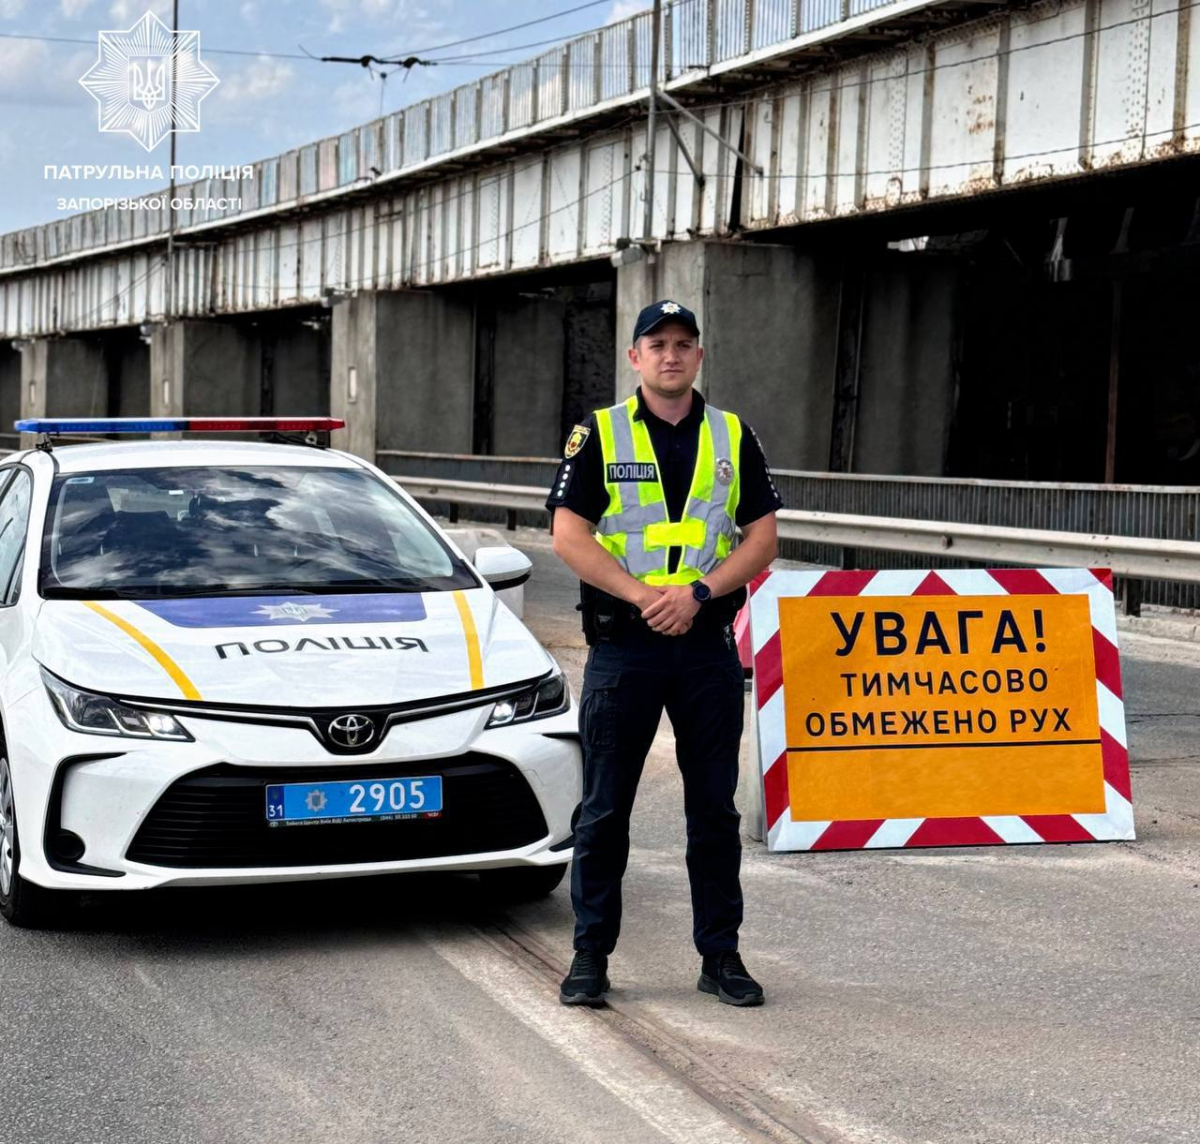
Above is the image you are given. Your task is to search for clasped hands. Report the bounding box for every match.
[636,584,702,636]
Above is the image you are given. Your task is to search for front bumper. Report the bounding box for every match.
[9,684,580,891]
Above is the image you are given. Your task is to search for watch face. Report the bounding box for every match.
[692,582,712,602]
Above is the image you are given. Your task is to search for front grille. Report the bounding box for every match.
[127,755,548,868]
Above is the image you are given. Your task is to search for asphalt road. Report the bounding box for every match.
[1,531,1198,1144]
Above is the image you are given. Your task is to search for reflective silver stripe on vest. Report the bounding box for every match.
[594,401,670,577]
[681,407,737,574]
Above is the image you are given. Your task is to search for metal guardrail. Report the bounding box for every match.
[395,476,1200,601]
[381,453,1200,610]
[1,0,928,272]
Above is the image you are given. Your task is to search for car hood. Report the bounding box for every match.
[32,591,552,708]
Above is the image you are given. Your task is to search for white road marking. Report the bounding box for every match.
[426,929,755,1144]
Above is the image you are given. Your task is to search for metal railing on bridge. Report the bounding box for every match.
[376,450,1200,612]
[1,0,923,272]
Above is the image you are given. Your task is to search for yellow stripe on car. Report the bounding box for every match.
[452,590,484,690]
[83,601,203,701]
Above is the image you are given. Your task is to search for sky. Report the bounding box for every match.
[0,0,644,234]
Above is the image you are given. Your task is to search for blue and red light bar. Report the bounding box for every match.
[14,417,345,434]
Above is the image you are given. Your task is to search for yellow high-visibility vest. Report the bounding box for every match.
[593,394,742,586]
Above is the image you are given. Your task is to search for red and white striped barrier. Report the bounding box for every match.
[748,568,1134,852]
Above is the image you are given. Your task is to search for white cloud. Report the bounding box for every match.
[60,0,95,17]
[0,41,95,106]
[216,55,294,104]
[317,0,446,36]
[332,75,381,122]
[607,0,644,23]
[0,0,27,19]
[108,0,171,21]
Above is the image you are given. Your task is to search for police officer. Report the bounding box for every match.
[548,299,782,1008]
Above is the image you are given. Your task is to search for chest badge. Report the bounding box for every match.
[715,457,734,485]
[564,424,590,459]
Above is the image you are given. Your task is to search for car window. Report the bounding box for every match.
[0,470,32,606]
[39,465,478,598]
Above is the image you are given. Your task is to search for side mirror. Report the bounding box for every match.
[473,545,533,618]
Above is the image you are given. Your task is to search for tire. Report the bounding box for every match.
[0,754,67,929]
[479,862,568,902]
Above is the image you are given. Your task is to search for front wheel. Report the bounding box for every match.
[479,862,568,902]
[0,756,68,929]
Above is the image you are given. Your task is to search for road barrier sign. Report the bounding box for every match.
[748,568,1134,851]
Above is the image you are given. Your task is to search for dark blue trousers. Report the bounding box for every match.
[571,625,745,956]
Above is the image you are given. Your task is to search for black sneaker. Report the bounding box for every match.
[560,950,610,1006]
[698,951,764,1007]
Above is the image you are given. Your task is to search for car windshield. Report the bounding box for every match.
[39,465,478,598]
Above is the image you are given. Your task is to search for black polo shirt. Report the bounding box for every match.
[546,388,783,615]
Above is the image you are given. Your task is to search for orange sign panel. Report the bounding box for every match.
[777,594,1105,822]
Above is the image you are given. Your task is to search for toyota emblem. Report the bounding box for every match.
[327,713,375,749]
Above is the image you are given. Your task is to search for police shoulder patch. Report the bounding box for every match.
[564,424,590,459]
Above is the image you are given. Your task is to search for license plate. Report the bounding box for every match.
[265,775,443,827]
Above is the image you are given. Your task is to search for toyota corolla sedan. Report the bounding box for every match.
[0,418,578,927]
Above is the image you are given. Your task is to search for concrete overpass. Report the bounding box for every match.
[1,0,1197,477]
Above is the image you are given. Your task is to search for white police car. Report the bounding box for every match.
[0,418,578,927]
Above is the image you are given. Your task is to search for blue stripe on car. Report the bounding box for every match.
[136,594,428,628]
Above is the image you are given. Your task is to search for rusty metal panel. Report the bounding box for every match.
[754,0,794,47]
[481,75,507,138]
[297,218,324,303]
[600,23,633,99]
[299,146,318,197]
[568,34,598,111]
[583,140,620,253]
[455,85,480,150]
[431,93,454,155]
[386,197,405,288]
[475,172,505,271]
[746,97,775,225]
[428,186,446,283]
[926,25,1002,199]
[277,224,300,303]
[318,139,339,191]
[403,105,428,166]
[801,0,839,33]
[536,48,566,121]
[671,118,701,234]
[508,64,535,130]
[547,149,582,261]
[279,151,299,203]
[510,161,544,268]
[1001,3,1088,184]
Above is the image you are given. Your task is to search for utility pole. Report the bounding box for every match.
[165,0,179,336]
[643,0,661,243]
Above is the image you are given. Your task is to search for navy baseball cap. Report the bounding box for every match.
[631,299,700,344]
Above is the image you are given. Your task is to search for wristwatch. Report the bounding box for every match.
[691,580,713,605]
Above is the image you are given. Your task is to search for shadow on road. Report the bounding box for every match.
[24,871,572,953]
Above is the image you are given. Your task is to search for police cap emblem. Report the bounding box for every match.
[715,457,734,485]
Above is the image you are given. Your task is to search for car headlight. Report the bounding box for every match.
[486,666,569,728]
[42,669,194,742]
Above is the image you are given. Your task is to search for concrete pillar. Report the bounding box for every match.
[17,336,109,449]
[616,241,841,470]
[490,294,566,457]
[332,291,474,464]
[616,240,959,476]
[0,343,20,452]
[149,320,260,418]
[852,258,959,476]
[561,282,616,440]
[149,316,328,429]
